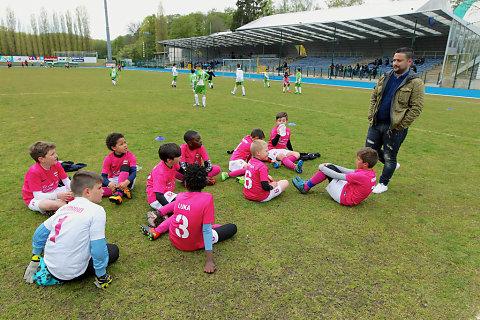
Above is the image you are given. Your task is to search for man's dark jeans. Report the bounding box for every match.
[365,123,408,185]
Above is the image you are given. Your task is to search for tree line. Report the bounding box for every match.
[0,7,91,56]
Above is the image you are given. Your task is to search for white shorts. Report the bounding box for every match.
[27,186,69,213]
[260,185,283,202]
[326,179,347,204]
[268,149,289,161]
[229,160,247,172]
[109,176,136,189]
[149,191,177,210]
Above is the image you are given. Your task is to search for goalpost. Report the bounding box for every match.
[222,58,257,80]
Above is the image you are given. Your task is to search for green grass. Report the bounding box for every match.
[1,67,479,319]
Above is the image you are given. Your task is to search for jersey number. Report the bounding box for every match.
[244,170,252,189]
[175,215,189,239]
[49,216,68,243]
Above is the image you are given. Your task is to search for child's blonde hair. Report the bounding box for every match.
[250,140,267,156]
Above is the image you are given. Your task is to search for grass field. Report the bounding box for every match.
[0,67,479,319]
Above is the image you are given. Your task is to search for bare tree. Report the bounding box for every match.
[0,19,8,55]
[59,14,67,52]
[65,11,75,52]
[156,2,168,52]
[5,8,17,54]
[30,14,41,55]
[52,13,62,54]
[38,8,52,55]
[326,0,363,8]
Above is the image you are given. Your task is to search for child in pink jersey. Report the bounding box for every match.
[221,128,265,181]
[268,112,303,173]
[22,141,73,215]
[243,140,289,202]
[141,163,237,274]
[176,130,221,185]
[292,147,378,206]
[145,143,182,228]
[101,133,137,205]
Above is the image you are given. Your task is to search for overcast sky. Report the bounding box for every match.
[2,0,239,40]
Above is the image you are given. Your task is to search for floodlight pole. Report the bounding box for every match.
[104,0,112,63]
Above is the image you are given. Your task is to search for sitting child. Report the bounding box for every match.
[292,147,378,206]
[145,143,182,227]
[268,112,303,173]
[141,164,237,274]
[177,130,221,185]
[243,140,289,202]
[101,133,137,205]
[22,141,73,215]
[221,128,265,181]
[23,170,119,288]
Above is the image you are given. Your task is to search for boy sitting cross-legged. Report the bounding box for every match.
[292,147,378,206]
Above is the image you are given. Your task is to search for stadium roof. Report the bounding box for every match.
[158,0,476,49]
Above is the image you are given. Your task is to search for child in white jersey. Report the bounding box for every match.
[23,170,119,288]
[231,64,245,96]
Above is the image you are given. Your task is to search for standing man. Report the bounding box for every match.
[365,47,424,194]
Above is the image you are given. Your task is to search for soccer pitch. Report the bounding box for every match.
[1,67,479,319]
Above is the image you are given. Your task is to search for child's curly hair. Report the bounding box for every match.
[184,163,207,191]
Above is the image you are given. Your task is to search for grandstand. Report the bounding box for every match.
[158,0,480,89]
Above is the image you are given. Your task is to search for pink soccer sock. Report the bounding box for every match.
[281,157,296,169]
[212,224,221,228]
[102,187,112,197]
[304,171,327,191]
[118,171,129,185]
[287,155,298,162]
[158,201,175,216]
[154,215,173,234]
[208,165,221,178]
[229,168,246,177]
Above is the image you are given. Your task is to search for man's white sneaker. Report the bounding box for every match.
[395,162,400,171]
[372,183,388,194]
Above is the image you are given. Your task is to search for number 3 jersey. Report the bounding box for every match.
[43,197,106,280]
[169,192,215,251]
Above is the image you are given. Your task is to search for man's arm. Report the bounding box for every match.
[368,76,383,123]
[398,79,424,129]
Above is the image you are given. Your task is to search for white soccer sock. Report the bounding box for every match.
[283,87,285,92]
[242,87,245,95]
[295,86,298,92]
[287,85,290,91]
[202,96,206,106]
[112,80,116,85]
[232,87,236,94]
[299,87,302,93]
[195,94,199,104]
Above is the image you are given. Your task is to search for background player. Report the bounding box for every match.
[110,66,118,86]
[193,64,208,107]
[292,147,378,206]
[264,71,270,88]
[243,140,289,202]
[22,141,73,215]
[206,66,215,89]
[294,68,302,94]
[231,64,245,96]
[23,170,119,288]
[171,63,178,87]
[189,69,196,93]
[283,68,291,93]
[140,163,237,274]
